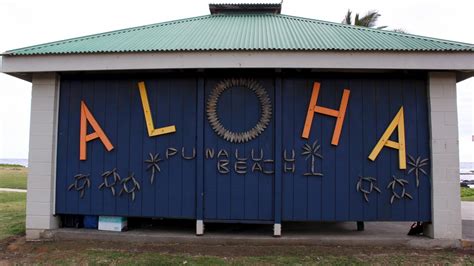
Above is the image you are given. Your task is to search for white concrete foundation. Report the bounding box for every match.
[425,72,462,240]
[196,220,204,236]
[25,73,61,240]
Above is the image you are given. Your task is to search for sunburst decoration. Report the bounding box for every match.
[407,155,429,187]
[145,153,162,184]
[387,175,413,204]
[356,176,381,202]
[206,78,272,143]
[302,140,323,176]
[99,168,121,196]
[68,174,91,199]
[119,173,141,201]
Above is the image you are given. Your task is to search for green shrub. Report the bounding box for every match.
[461,187,474,201]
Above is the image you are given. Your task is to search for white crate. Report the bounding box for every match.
[98,216,127,232]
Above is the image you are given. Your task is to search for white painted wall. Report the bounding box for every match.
[25,72,60,240]
[425,72,462,239]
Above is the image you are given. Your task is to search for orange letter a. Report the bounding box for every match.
[301,82,350,146]
[80,101,114,160]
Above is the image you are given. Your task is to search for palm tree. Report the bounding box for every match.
[302,140,323,176]
[342,9,387,30]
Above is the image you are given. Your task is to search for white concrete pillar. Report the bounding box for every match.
[273,223,281,237]
[196,220,204,235]
[425,72,462,240]
[25,73,60,240]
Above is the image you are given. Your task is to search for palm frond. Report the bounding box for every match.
[342,9,352,24]
[358,10,382,27]
[344,9,387,29]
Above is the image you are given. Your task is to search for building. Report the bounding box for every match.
[1,3,473,240]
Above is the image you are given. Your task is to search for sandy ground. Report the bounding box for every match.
[0,188,26,193]
[462,201,474,220]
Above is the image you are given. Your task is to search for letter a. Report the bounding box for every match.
[368,107,406,169]
[80,101,114,160]
[137,81,176,137]
[301,82,350,146]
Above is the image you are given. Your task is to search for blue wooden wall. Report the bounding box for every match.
[203,77,275,221]
[55,72,431,222]
[56,75,197,218]
[280,76,431,222]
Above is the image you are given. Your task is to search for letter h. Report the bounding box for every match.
[301,82,350,146]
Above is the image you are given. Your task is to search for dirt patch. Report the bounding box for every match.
[0,236,20,252]
[0,236,473,264]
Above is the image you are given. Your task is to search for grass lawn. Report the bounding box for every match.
[461,187,474,201]
[0,192,26,240]
[27,248,473,265]
[0,165,27,189]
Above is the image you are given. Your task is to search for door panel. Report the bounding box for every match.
[281,76,431,222]
[203,77,275,221]
[56,75,197,218]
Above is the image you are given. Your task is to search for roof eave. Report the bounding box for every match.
[2,51,474,83]
[457,71,474,82]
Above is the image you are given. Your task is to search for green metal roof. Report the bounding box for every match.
[5,13,474,55]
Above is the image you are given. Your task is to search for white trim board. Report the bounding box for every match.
[1,51,474,81]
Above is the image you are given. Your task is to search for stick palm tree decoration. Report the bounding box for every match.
[145,153,162,184]
[302,140,323,176]
[407,155,429,187]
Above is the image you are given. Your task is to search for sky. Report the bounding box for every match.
[0,0,473,163]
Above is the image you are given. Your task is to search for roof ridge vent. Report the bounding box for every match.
[209,3,282,14]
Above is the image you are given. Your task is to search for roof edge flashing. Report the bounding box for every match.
[209,3,282,14]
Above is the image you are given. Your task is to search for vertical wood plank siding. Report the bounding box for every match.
[56,73,431,222]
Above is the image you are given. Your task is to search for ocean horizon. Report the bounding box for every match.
[0,158,28,167]
[461,162,474,171]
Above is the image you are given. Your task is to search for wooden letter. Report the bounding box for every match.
[80,101,114,161]
[301,82,350,145]
[138,81,176,137]
[368,107,406,169]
